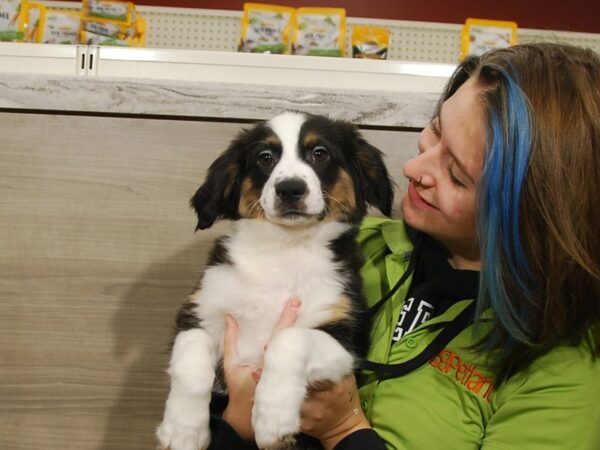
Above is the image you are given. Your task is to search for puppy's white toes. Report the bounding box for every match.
[252,392,300,449]
[156,420,210,450]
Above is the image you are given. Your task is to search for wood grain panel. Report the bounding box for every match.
[0,112,418,449]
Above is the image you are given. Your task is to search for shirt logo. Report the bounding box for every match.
[430,348,495,402]
[392,297,434,341]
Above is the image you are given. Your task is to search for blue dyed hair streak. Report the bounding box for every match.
[475,63,537,351]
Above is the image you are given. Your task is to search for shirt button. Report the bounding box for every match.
[406,337,417,348]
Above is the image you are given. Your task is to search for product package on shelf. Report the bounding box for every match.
[460,18,517,59]
[80,0,145,46]
[293,7,345,57]
[23,1,40,42]
[0,0,27,42]
[82,0,135,22]
[351,26,389,59]
[25,4,80,44]
[238,3,295,54]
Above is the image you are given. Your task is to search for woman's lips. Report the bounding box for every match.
[407,182,437,210]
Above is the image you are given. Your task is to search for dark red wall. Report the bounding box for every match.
[104,0,600,34]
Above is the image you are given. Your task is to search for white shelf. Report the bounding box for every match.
[0,42,455,93]
[95,46,455,92]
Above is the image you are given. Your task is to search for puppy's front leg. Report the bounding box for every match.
[157,328,217,450]
[252,327,355,449]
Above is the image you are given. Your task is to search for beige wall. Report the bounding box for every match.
[0,112,418,449]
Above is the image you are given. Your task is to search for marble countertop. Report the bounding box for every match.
[0,73,440,127]
[0,45,450,128]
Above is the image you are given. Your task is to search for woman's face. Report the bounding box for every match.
[401,76,485,267]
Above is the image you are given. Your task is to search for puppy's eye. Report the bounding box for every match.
[311,146,329,163]
[257,150,276,168]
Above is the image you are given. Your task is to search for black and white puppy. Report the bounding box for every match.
[157,112,393,450]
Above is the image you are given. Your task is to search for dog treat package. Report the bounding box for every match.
[36,8,81,44]
[80,18,144,46]
[0,0,28,42]
[239,3,295,54]
[81,0,145,47]
[23,1,42,42]
[351,26,389,59]
[460,18,517,59]
[293,7,346,57]
[80,15,145,46]
[82,0,135,23]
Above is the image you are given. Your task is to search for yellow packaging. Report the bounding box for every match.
[80,16,144,46]
[81,29,127,46]
[239,3,295,54]
[132,15,145,47]
[351,26,389,59]
[293,7,346,57]
[460,18,517,60]
[37,9,81,44]
[82,0,135,23]
[23,0,42,42]
[0,0,28,42]
[82,16,133,40]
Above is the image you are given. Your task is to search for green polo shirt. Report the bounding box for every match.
[357,217,600,449]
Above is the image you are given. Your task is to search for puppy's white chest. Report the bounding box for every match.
[194,221,350,364]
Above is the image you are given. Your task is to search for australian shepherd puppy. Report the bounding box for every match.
[157,112,393,450]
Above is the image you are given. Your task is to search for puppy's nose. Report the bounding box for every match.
[275,178,307,203]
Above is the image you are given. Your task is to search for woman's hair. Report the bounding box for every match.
[438,43,600,380]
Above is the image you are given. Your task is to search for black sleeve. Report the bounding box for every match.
[207,415,259,450]
[333,429,387,450]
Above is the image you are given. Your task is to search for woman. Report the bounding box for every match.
[218,43,600,449]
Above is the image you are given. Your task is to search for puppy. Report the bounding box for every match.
[157,112,393,450]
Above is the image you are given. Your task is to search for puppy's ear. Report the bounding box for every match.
[352,138,395,217]
[190,143,242,230]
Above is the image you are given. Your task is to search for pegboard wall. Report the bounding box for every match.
[42,2,600,63]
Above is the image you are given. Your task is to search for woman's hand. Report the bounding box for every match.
[300,376,371,450]
[221,315,259,440]
[221,298,301,439]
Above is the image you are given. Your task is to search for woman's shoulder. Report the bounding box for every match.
[486,334,600,448]
[358,217,414,255]
[495,334,600,402]
[359,216,399,231]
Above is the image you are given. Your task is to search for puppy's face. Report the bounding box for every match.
[192,112,393,229]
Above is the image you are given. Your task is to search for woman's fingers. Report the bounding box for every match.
[269,297,301,341]
[223,315,239,368]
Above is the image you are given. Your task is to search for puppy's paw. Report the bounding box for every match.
[252,381,303,449]
[156,419,210,450]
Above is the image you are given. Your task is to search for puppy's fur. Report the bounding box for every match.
[157,112,393,450]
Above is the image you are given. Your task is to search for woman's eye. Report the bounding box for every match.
[257,150,275,168]
[448,168,465,188]
[311,146,329,162]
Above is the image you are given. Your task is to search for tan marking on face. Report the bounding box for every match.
[264,134,281,148]
[325,169,356,221]
[303,132,321,149]
[238,177,265,219]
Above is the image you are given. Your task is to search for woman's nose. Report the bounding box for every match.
[404,137,436,185]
